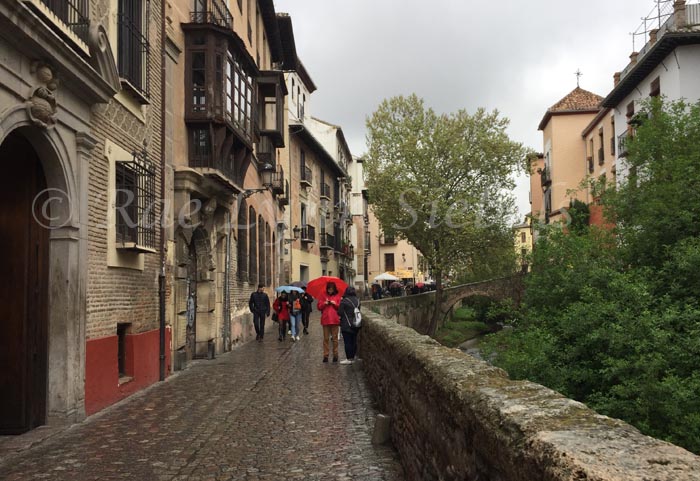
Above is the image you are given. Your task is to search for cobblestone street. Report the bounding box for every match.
[0,315,404,481]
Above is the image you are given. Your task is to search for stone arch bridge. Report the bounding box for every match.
[367,275,524,334]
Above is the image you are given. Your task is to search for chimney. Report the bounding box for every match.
[613,72,621,86]
[649,28,659,44]
[629,51,639,66]
[674,0,687,29]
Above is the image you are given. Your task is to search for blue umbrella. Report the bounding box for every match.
[275,285,304,293]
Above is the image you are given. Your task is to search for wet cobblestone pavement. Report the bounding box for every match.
[0,315,405,480]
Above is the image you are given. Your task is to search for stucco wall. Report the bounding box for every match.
[360,312,700,480]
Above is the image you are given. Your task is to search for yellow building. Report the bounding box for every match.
[534,87,603,225]
[513,216,533,272]
[366,209,426,289]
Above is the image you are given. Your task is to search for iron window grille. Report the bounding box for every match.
[118,0,150,99]
[115,148,156,251]
[39,0,89,44]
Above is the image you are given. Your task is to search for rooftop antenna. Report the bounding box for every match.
[574,69,582,87]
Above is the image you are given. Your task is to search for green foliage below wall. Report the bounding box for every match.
[482,99,700,454]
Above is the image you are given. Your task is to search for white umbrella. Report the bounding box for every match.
[374,272,400,282]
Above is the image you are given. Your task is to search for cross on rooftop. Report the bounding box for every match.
[574,69,583,87]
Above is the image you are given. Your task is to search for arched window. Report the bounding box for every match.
[258,215,265,286]
[237,198,248,281]
[272,232,276,285]
[248,206,257,284]
[265,222,272,286]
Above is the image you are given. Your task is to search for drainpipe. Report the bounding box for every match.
[158,0,167,382]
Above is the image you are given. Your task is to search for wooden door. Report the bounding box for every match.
[0,132,49,434]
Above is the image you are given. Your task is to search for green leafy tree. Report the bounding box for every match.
[364,94,528,334]
[482,99,700,453]
[607,98,700,271]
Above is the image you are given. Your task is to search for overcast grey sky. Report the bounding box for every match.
[274,0,660,218]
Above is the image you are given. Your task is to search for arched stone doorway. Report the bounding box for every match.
[0,131,50,433]
[0,109,92,429]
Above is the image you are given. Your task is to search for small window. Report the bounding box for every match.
[384,253,395,272]
[117,323,131,378]
[650,77,661,98]
[521,232,526,243]
[626,101,635,121]
[115,151,156,251]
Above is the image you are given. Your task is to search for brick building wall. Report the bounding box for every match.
[86,0,164,340]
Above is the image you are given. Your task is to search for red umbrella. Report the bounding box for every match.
[306,276,348,299]
[415,282,425,288]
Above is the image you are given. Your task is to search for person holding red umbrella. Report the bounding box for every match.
[316,281,342,363]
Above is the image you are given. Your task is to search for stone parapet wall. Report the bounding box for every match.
[361,311,700,480]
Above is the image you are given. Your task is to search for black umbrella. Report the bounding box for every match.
[291,281,307,288]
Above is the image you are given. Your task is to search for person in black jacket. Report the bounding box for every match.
[338,286,361,364]
[249,284,270,341]
[300,287,314,335]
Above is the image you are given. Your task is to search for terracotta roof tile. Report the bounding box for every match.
[538,87,603,130]
[549,87,603,112]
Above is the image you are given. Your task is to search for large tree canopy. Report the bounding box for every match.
[364,94,528,333]
[482,99,700,453]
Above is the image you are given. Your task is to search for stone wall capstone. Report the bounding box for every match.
[360,311,700,480]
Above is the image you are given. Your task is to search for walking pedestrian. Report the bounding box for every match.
[288,290,302,341]
[300,287,314,335]
[338,286,361,364]
[273,292,291,341]
[317,282,341,363]
[249,284,270,341]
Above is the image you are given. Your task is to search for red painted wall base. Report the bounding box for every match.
[85,327,171,416]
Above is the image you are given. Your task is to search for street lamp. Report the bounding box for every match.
[284,225,301,244]
[242,162,275,198]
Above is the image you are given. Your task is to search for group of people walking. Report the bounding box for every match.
[271,289,313,341]
[248,281,362,364]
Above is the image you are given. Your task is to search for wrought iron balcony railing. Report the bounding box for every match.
[278,180,289,206]
[118,6,150,98]
[321,182,331,199]
[39,0,89,44]
[618,130,630,158]
[301,225,316,243]
[301,166,313,186]
[319,230,335,250]
[540,165,551,187]
[271,165,284,195]
[190,0,233,29]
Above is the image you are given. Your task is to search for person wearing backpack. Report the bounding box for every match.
[338,286,361,365]
[288,290,302,341]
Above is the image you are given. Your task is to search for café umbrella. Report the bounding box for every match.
[374,272,399,282]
